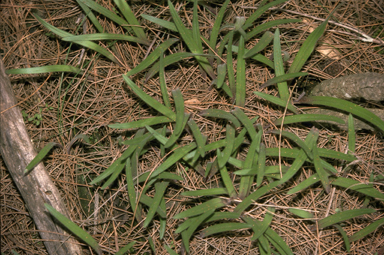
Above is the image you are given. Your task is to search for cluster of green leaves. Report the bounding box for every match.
[17,0,384,254]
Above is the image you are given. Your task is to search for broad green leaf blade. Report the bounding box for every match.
[44,204,101,255]
[6,65,82,75]
[331,177,384,200]
[318,209,376,229]
[109,116,173,130]
[33,13,117,63]
[187,119,207,158]
[287,174,320,194]
[349,217,384,242]
[270,130,313,160]
[76,0,103,33]
[114,0,147,41]
[236,35,246,107]
[273,114,345,126]
[125,38,179,77]
[219,165,237,198]
[62,33,150,45]
[145,125,168,145]
[235,181,280,215]
[312,145,331,193]
[151,143,197,179]
[245,19,301,41]
[216,63,227,89]
[289,208,314,219]
[159,52,171,108]
[254,91,298,114]
[143,182,169,228]
[200,222,250,237]
[125,158,141,222]
[261,72,308,89]
[256,143,266,186]
[173,198,226,219]
[123,75,176,120]
[167,0,215,79]
[181,187,228,197]
[273,28,289,101]
[181,209,215,253]
[243,31,274,59]
[115,241,136,255]
[200,109,241,127]
[141,14,177,31]
[217,125,235,168]
[288,10,334,74]
[348,114,356,154]
[334,224,351,252]
[278,128,318,184]
[209,0,231,54]
[232,108,258,140]
[24,142,62,174]
[165,113,189,148]
[298,96,384,133]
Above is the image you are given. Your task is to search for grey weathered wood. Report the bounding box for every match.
[0,59,83,255]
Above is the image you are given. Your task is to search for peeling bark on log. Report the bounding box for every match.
[0,59,83,255]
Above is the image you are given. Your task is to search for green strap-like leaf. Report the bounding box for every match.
[289,208,314,219]
[273,114,345,126]
[24,142,62,174]
[256,143,266,186]
[298,96,384,133]
[312,145,331,193]
[6,65,82,75]
[318,209,376,229]
[232,107,258,140]
[273,28,289,101]
[173,197,226,219]
[143,181,169,228]
[181,187,228,197]
[109,116,173,130]
[243,31,274,59]
[159,52,171,108]
[187,119,207,158]
[217,125,235,168]
[287,174,319,194]
[44,204,101,255]
[114,0,147,41]
[236,35,246,107]
[261,72,308,89]
[165,89,188,148]
[245,19,301,41]
[115,241,136,255]
[125,38,179,77]
[200,222,250,237]
[76,0,103,33]
[123,75,176,120]
[62,33,150,45]
[331,177,384,200]
[200,109,241,127]
[125,158,141,222]
[254,92,298,114]
[349,217,384,242]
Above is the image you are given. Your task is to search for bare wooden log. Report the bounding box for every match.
[0,59,83,255]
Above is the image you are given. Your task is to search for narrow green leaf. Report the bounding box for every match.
[273,114,345,126]
[164,244,178,255]
[243,207,275,241]
[181,187,228,197]
[101,158,126,189]
[173,197,226,219]
[109,116,173,130]
[115,241,136,255]
[243,0,287,30]
[219,165,237,198]
[256,143,266,186]
[159,198,167,239]
[209,0,231,54]
[287,174,320,195]
[165,89,187,147]
[227,32,236,97]
[298,96,384,133]
[218,125,235,168]
[200,222,250,237]
[139,194,166,218]
[334,224,351,252]
[151,143,197,179]
[125,158,141,222]
[331,177,384,200]
[245,19,301,41]
[125,38,179,77]
[143,182,169,228]
[192,0,202,50]
[216,63,227,89]
[145,125,168,145]
[288,10,335,74]
[24,142,62,174]
[76,0,103,33]
[347,114,356,154]
[148,236,155,254]
[254,91,298,114]
[33,13,117,63]
[141,14,177,31]
[230,45,275,69]
[44,204,101,255]
[349,217,384,242]
[181,209,215,253]
[270,130,313,160]
[159,52,171,109]
[261,72,308,89]
[232,108,258,140]
[187,119,207,157]
[289,208,314,219]
[318,209,376,229]
[6,65,82,75]
[272,28,289,101]
[244,31,274,59]
[62,33,150,45]
[123,75,176,120]
[264,226,293,255]
[236,35,246,107]
[312,145,331,193]
[114,0,147,41]
[200,109,241,127]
